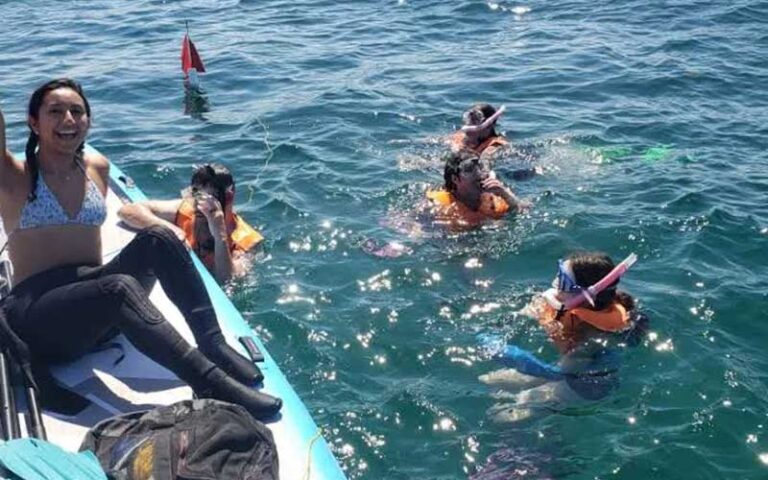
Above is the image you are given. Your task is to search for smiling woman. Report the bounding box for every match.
[1,79,105,284]
[0,78,281,420]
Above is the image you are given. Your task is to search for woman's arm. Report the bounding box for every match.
[118,199,186,241]
[230,250,253,278]
[0,108,27,198]
[1,108,7,162]
[0,108,16,176]
[540,317,572,353]
[448,131,468,153]
[479,137,510,162]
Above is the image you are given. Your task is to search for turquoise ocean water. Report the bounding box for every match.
[1,1,767,478]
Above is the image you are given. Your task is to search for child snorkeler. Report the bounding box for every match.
[530,251,645,354]
[448,103,543,181]
[449,103,509,161]
[118,164,263,283]
[481,251,648,417]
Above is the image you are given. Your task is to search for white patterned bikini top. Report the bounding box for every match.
[16,160,107,231]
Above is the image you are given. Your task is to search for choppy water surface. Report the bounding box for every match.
[2,1,767,478]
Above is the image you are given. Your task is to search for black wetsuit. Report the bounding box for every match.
[2,226,279,417]
[7,226,214,364]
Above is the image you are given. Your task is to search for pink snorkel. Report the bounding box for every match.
[543,253,638,311]
[461,105,506,133]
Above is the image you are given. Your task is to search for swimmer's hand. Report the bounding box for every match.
[515,199,533,213]
[480,177,506,191]
[195,192,226,238]
[481,178,532,213]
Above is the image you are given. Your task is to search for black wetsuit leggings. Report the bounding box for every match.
[6,226,220,373]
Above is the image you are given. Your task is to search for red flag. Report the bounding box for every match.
[181,34,206,77]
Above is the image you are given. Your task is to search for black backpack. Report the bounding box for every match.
[80,399,278,480]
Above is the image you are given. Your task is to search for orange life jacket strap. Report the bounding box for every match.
[426,189,509,218]
[542,302,631,333]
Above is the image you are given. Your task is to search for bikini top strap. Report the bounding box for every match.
[74,156,105,196]
[74,157,92,182]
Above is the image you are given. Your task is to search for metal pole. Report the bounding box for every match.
[6,364,19,439]
[24,386,45,440]
[0,351,12,440]
[0,351,18,440]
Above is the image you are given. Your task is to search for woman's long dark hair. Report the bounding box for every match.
[26,78,91,201]
[568,251,635,311]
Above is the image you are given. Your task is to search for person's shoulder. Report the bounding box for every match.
[85,149,110,174]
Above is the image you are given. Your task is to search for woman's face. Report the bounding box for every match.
[29,87,90,154]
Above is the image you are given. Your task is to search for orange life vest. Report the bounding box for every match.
[426,189,510,227]
[450,132,509,156]
[174,199,264,270]
[475,135,509,155]
[541,302,631,336]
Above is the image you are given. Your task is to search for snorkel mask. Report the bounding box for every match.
[542,253,638,312]
[461,105,506,133]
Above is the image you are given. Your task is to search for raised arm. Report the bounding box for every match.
[1,108,5,159]
[0,107,14,169]
[0,107,24,195]
[118,199,186,241]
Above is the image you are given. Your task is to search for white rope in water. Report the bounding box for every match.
[301,427,323,480]
[247,114,274,205]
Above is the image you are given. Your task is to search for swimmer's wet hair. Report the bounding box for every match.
[567,251,635,311]
[191,163,234,208]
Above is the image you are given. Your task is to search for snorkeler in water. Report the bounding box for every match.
[450,103,510,161]
[118,163,263,284]
[426,151,530,230]
[481,251,648,406]
[528,251,645,354]
[449,103,544,182]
